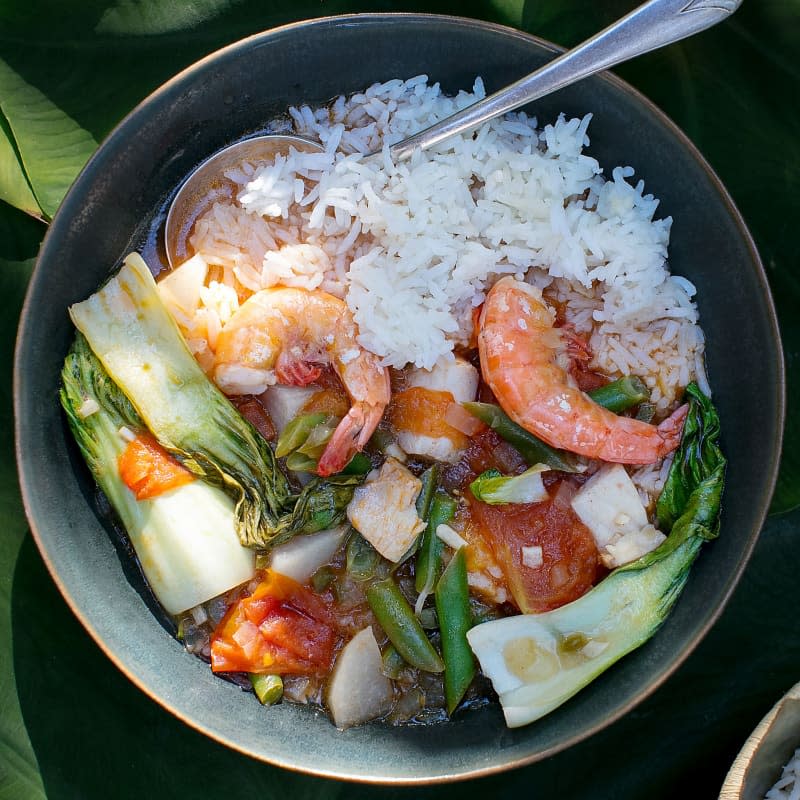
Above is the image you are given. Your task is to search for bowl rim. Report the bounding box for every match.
[14,11,786,784]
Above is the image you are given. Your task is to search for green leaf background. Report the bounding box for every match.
[1,1,797,797]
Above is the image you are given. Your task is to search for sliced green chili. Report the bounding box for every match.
[435,547,476,714]
[415,491,456,594]
[462,402,579,472]
[249,673,283,705]
[275,412,328,458]
[285,450,318,473]
[367,578,444,673]
[296,421,337,458]
[588,376,649,413]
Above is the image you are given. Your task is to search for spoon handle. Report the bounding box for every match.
[388,0,741,161]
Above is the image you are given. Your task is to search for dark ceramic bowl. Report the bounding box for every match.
[15,13,784,784]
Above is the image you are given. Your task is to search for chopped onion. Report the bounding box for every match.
[118,425,136,443]
[190,604,208,627]
[521,545,543,568]
[436,523,468,550]
[445,402,483,436]
[77,395,100,418]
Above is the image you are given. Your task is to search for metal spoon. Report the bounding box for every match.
[165,0,742,266]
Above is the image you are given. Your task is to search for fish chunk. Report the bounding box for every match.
[346,458,425,562]
[570,463,665,568]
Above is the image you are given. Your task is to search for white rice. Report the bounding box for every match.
[766,749,800,800]
[185,74,707,413]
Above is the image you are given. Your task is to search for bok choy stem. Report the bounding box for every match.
[60,335,255,614]
[68,253,292,549]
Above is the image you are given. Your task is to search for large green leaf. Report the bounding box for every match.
[0,206,42,799]
[0,58,97,220]
[0,114,39,218]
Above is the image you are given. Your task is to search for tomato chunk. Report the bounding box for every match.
[388,386,467,448]
[300,387,350,419]
[117,433,194,500]
[210,571,339,676]
[467,484,600,613]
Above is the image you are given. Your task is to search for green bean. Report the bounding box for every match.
[275,412,328,458]
[249,673,283,705]
[462,402,580,472]
[414,491,456,594]
[415,464,439,519]
[588,376,649,413]
[381,644,406,680]
[389,464,440,572]
[435,547,475,714]
[346,531,380,581]
[367,578,444,673]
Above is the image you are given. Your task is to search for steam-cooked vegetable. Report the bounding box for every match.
[414,491,456,612]
[467,383,725,727]
[250,674,283,705]
[462,402,580,472]
[68,253,292,549]
[587,376,649,413]
[367,578,444,673]
[469,465,550,505]
[280,474,363,538]
[275,412,329,458]
[60,335,255,614]
[326,627,393,729]
[210,570,337,675]
[435,547,476,713]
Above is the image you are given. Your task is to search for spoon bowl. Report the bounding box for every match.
[165,134,323,266]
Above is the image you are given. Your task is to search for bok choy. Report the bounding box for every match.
[60,335,254,614]
[467,383,725,727]
[68,253,292,549]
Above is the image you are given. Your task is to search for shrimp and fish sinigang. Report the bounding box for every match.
[61,76,725,729]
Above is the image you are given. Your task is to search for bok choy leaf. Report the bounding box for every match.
[68,253,292,549]
[60,335,254,614]
[469,465,550,505]
[468,382,726,727]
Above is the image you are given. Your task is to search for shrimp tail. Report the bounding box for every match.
[656,403,689,454]
[316,404,382,477]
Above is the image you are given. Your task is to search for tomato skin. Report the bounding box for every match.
[117,434,194,500]
[210,571,338,676]
[230,395,277,441]
[467,485,600,613]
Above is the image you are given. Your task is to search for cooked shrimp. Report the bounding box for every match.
[214,287,390,476]
[478,277,687,464]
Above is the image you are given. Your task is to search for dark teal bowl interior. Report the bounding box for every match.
[14,14,784,783]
